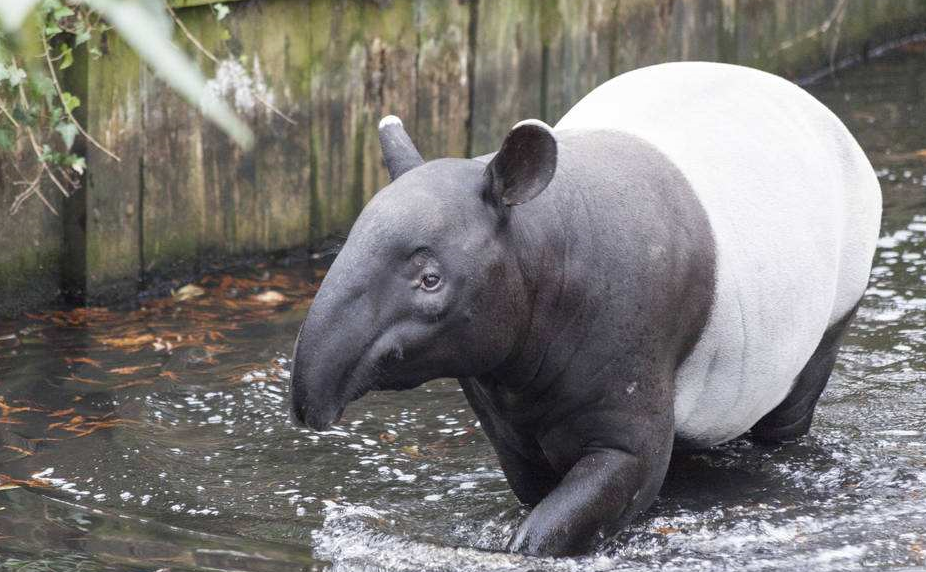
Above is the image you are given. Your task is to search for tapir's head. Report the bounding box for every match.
[289,116,558,430]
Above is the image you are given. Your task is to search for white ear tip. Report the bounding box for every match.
[512,118,553,132]
[379,115,403,130]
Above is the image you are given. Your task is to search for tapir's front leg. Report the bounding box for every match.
[508,411,674,557]
[459,378,561,506]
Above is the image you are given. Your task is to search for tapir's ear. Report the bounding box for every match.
[486,119,557,206]
[378,115,424,181]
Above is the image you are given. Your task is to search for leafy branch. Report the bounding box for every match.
[0,0,256,215]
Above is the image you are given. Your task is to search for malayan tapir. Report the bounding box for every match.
[288,62,882,557]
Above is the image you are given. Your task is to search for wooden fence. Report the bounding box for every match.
[2,0,926,316]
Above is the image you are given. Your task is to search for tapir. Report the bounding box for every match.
[288,62,882,557]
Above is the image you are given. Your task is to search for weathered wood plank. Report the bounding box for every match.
[414,0,470,159]
[203,0,312,255]
[306,0,419,241]
[63,28,143,304]
[471,0,544,156]
[542,0,619,124]
[140,8,208,278]
[0,152,63,316]
[143,0,314,277]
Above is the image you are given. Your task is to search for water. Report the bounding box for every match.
[2,46,926,571]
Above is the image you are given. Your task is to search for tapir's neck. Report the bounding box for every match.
[474,128,716,426]
[477,173,596,412]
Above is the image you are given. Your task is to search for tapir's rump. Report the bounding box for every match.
[558,62,881,446]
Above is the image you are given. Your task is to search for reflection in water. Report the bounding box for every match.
[0,489,319,571]
[2,46,926,572]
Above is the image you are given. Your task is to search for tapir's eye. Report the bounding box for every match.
[420,273,442,291]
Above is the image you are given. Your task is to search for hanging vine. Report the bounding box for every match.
[0,1,107,214]
[0,0,265,216]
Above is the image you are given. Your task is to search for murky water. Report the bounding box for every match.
[3,46,926,572]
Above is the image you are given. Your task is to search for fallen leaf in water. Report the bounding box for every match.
[99,333,156,350]
[0,474,50,490]
[173,284,206,301]
[65,357,102,368]
[160,371,180,381]
[59,374,105,385]
[379,432,397,444]
[3,445,33,456]
[109,364,158,375]
[48,408,76,417]
[655,526,681,535]
[110,379,155,391]
[0,398,39,417]
[253,290,286,304]
[47,413,135,437]
[873,149,926,164]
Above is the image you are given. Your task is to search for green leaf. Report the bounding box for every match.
[44,23,62,37]
[0,128,14,151]
[52,5,73,20]
[56,121,78,149]
[10,67,26,86]
[40,143,53,162]
[31,74,55,101]
[58,43,72,70]
[1,63,27,87]
[213,3,229,21]
[69,155,86,174]
[11,105,32,125]
[74,22,90,46]
[60,91,79,113]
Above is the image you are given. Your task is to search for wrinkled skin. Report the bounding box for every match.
[289,117,715,556]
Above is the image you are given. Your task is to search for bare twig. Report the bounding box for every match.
[10,174,58,216]
[827,0,849,73]
[165,4,297,126]
[166,4,219,64]
[41,34,121,162]
[778,0,849,54]
[14,57,71,205]
[0,101,19,129]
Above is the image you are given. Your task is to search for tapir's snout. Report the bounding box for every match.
[288,281,373,432]
[288,340,345,431]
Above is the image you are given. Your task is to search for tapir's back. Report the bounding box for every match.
[557,62,881,446]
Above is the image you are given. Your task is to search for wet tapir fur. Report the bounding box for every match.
[289,62,882,556]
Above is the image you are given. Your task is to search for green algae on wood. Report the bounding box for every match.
[6,0,926,317]
[307,0,418,241]
[470,0,544,156]
[68,30,143,305]
[414,0,470,160]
